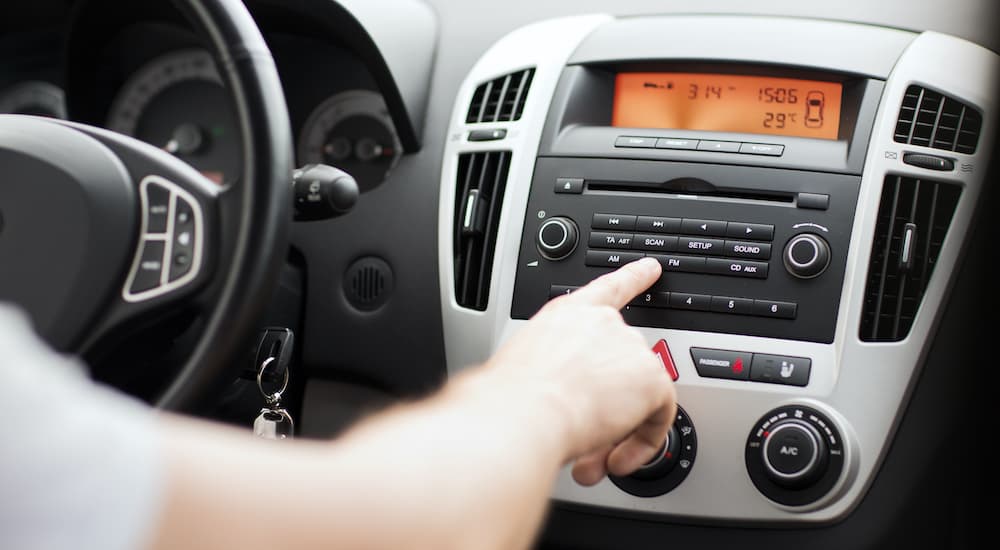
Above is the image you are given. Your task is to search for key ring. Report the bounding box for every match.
[256,356,289,406]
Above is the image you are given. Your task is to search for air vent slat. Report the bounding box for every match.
[860,176,961,342]
[453,151,511,310]
[465,68,535,124]
[894,84,982,154]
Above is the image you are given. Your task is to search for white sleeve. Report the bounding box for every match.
[0,305,164,550]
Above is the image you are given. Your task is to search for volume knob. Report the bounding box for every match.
[783,233,830,279]
[536,217,579,261]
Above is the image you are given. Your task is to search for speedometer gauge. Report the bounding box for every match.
[107,49,241,185]
[298,90,402,192]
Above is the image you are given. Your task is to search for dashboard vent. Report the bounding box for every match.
[466,68,535,123]
[453,151,511,310]
[860,176,961,342]
[894,85,982,154]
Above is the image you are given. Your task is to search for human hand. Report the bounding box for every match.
[485,257,676,485]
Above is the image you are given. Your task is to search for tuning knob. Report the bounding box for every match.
[783,233,830,279]
[536,217,579,261]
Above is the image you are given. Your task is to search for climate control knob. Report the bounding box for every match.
[610,405,697,498]
[783,233,830,279]
[746,405,846,507]
[536,217,579,261]
[762,419,828,487]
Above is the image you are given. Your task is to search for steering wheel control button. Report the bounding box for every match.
[145,183,171,234]
[536,217,579,261]
[763,421,825,485]
[588,231,634,249]
[610,405,697,497]
[554,177,583,194]
[753,299,798,319]
[750,354,811,386]
[746,406,845,506]
[652,339,679,381]
[585,250,643,268]
[124,176,204,302]
[592,213,637,231]
[726,222,775,241]
[129,240,166,294]
[690,347,752,380]
[783,233,831,279]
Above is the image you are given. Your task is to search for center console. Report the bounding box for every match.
[438,14,998,523]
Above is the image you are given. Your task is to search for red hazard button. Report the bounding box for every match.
[652,339,679,381]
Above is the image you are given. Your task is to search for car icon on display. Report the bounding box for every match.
[805,90,825,128]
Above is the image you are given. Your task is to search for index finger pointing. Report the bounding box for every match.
[569,257,662,309]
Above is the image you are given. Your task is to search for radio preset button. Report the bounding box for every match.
[630,291,670,308]
[753,299,797,319]
[706,258,768,279]
[636,216,681,233]
[678,237,725,255]
[710,296,755,315]
[680,218,727,237]
[633,234,678,252]
[724,240,772,260]
[585,250,644,268]
[650,254,707,273]
[549,285,579,299]
[588,231,634,249]
[669,293,712,311]
[726,222,775,241]
[592,213,637,231]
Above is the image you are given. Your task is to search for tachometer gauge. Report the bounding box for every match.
[0,81,66,118]
[298,90,402,192]
[107,49,240,185]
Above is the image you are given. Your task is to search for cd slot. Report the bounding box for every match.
[586,178,795,205]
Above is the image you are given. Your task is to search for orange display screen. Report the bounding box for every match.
[612,72,843,140]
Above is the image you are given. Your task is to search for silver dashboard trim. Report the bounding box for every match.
[438,16,998,523]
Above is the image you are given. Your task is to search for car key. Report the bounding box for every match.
[253,357,295,440]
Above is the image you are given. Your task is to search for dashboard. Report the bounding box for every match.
[2,0,997,548]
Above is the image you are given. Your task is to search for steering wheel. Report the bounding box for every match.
[0,0,292,411]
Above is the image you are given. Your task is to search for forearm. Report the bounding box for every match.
[149,365,570,550]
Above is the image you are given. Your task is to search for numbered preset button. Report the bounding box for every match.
[753,299,797,319]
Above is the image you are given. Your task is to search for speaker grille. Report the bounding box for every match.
[343,257,393,312]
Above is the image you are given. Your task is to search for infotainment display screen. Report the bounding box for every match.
[612,72,843,140]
